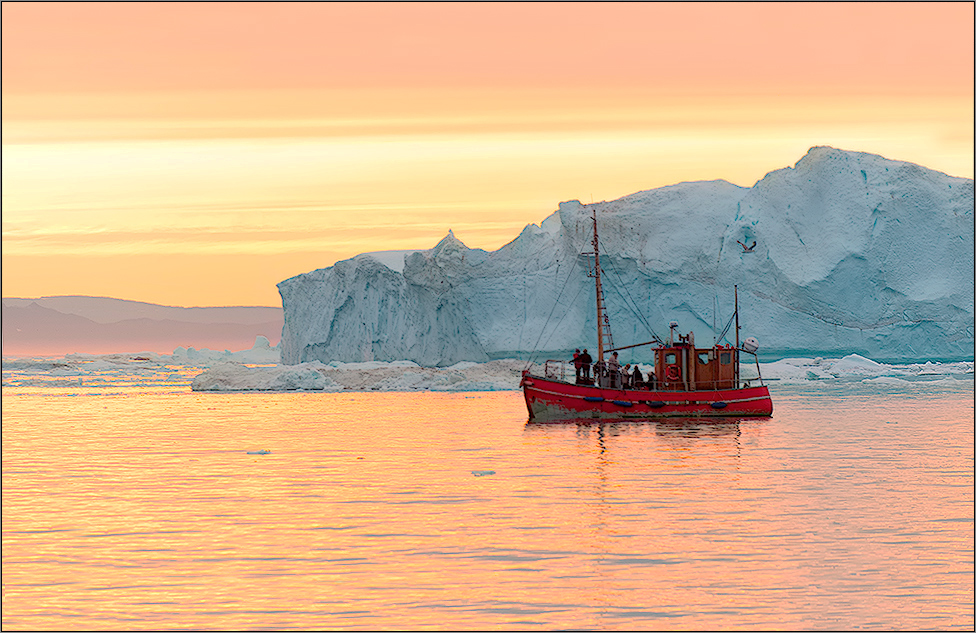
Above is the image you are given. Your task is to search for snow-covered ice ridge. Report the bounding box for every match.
[281,147,973,366]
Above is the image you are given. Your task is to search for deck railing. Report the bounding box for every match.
[543,360,572,382]
[737,349,765,388]
[541,352,766,391]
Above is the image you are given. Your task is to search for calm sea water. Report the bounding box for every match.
[3,377,973,630]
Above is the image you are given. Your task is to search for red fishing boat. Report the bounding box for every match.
[521,209,773,420]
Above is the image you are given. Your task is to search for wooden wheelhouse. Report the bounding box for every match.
[654,328,737,391]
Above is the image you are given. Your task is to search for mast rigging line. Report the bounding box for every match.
[522,242,584,371]
[602,255,664,345]
[716,310,737,345]
[528,281,589,368]
[604,253,736,347]
[516,243,572,357]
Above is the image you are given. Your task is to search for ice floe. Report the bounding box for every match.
[3,347,971,392]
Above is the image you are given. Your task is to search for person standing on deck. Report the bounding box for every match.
[632,365,644,389]
[572,349,582,382]
[608,352,621,388]
[579,349,593,381]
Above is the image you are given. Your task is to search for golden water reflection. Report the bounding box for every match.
[3,387,973,629]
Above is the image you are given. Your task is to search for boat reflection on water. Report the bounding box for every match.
[524,416,770,465]
[525,416,766,439]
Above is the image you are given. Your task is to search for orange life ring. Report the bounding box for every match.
[666,365,680,380]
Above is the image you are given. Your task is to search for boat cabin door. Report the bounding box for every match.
[658,348,685,390]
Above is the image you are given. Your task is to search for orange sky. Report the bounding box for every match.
[3,2,973,307]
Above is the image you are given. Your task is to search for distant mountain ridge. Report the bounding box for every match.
[2,296,283,356]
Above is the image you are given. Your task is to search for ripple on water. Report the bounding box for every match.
[2,384,973,630]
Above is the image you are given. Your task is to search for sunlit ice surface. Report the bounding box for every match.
[2,376,972,629]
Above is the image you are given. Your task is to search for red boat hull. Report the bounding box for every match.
[521,373,773,420]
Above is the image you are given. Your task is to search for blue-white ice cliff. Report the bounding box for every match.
[278,147,974,365]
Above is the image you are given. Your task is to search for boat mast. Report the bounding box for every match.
[734,284,740,386]
[593,208,606,364]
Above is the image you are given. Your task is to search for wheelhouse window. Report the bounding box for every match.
[665,353,676,364]
[720,351,732,364]
[698,352,710,364]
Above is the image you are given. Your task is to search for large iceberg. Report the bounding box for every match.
[278,147,974,366]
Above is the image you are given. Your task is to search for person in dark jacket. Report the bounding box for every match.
[579,349,593,381]
[632,364,643,389]
[572,349,582,382]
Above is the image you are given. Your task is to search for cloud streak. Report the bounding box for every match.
[2,3,972,305]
